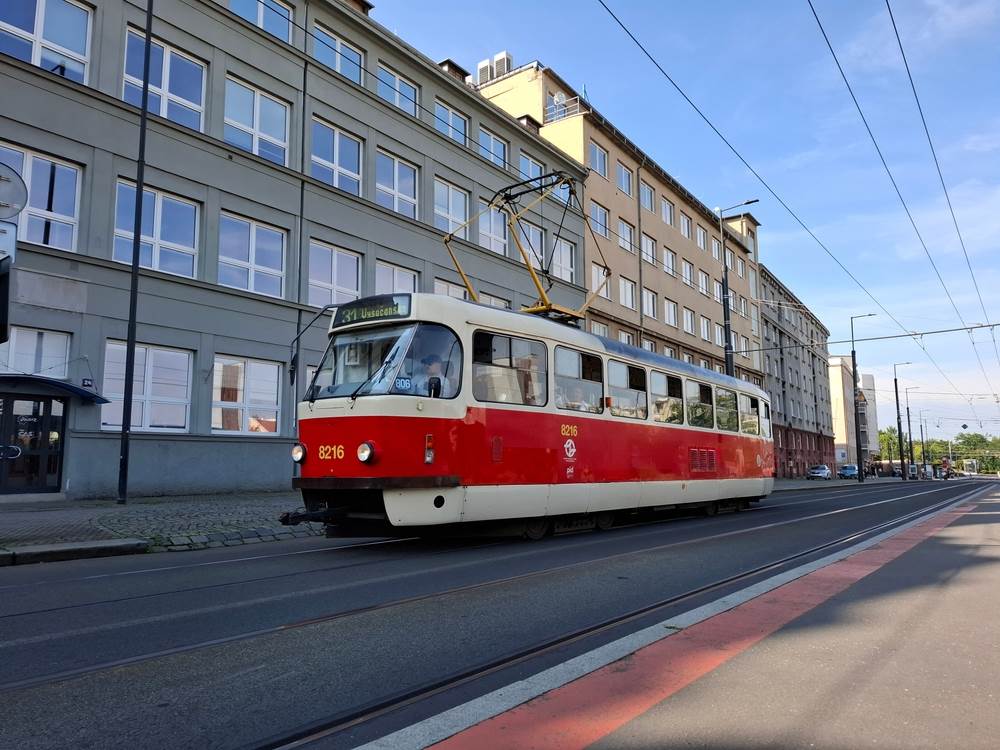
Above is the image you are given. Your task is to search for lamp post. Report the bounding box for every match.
[918,408,930,477]
[905,386,919,476]
[893,362,912,480]
[715,199,758,377]
[851,313,876,482]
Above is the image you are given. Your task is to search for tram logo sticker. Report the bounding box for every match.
[564,439,577,459]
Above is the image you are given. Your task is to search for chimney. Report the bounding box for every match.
[476,58,494,85]
[517,114,541,135]
[437,58,471,83]
[493,50,513,77]
[341,0,374,16]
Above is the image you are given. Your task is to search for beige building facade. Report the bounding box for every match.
[828,355,876,469]
[477,59,763,385]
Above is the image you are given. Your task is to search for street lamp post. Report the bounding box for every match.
[919,409,930,477]
[851,313,876,483]
[715,199,758,377]
[905,386,919,476]
[894,362,912,480]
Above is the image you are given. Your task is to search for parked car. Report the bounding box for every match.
[838,464,859,479]
[807,464,832,480]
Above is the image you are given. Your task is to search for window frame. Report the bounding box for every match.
[680,212,692,239]
[122,29,206,131]
[310,117,363,196]
[471,330,548,407]
[639,181,654,212]
[434,99,468,145]
[217,212,286,298]
[642,287,657,319]
[589,141,608,178]
[550,237,575,283]
[0,0,92,83]
[478,127,508,169]
[650,370,684,425]
[661,197,674,225]
[211,354,282,435]
[0,326,71,379]
[715,387,740,432]
[312,23,363,84]
[113,180,199,278]
[100,341,192,433]
[433,177,469,238]
[641,233,656,265]
[375,149,418,218]
[685,379,715,429]
[619,276,636,311]
[0,142,81,251]
[375,260,417,294]
[616,162,633,196]
[664,299,678,327]
[590,201,610,238]
[608,359,648,420]
[376,63,418,116]
[663,248,676,276]
[308,239,360,308]
[478,200,508,255]
[592,263,611,300]
[618,219,635,253]
[224,77,288,165]
[554,345,604,414]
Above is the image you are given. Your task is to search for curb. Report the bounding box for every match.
[771,479,908,494]
[3,539,150,565]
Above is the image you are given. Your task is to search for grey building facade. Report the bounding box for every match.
[0,0,587,498]
[759,265,834,478]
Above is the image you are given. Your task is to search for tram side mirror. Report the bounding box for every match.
[289,353,298,385]
[428,376,442,399]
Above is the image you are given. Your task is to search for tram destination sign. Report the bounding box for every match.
[333,294,411,327]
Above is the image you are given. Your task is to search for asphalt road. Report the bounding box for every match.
[0,480,985,750]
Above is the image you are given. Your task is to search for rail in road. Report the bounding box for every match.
[0,480,992,750]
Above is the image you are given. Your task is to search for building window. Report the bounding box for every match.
[738,257,746,278]
[0,327,70,378]
[726,248,734,269]
[616,162,632,196]
[0,0,91,83]
[661,197,674,225]
[478,200,508,255]
[642,339,656,353]
[663,248,676,276]
[682,260,693,286]
[375,261,417,294]
[712,237,721,261]
[589,141,608,178]
[224,78,287,165]
[696,225,707,250]
[683,353,694,364]
[101,342,191,432]
[229,0,291,41]
[642,288,657,318]
[700,316,711,341]
[433,179,468,237]
[113,181,198,277]
[680,212,692,239]
[714,280,724,304]
[683,308,695,335]
[751,305,760,335]
[479,292,510,309]
[740,296,749,318]
[715,323,725,347]
[551,238,575,283]
[312,25,362,84]
[618,219,634,252]
[591,321,610,337]
[377,64,417,116]
[665,346,676,358]
[740,335,750,358]
[308,240,359,307]
[218,214,285,298]
[592,263,611,300]
[519,152,544,186]
[311,119,362,195]
[478,127,508,169]
[664,299,678,327]
[619,277,636,310]
[434,278,468,299]
[122,30,205,131]
[0,143,79,251]
[640,181,654,211]
[375,151,417,218]
[698,270,709,296]
[212,356,280,434]
[434,100,467,145]
[618,331,635,346]
[641,233,656,265]
[517,221,545,268]
[590,201,609,237]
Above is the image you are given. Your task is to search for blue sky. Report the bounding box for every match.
[372,0,1000,440]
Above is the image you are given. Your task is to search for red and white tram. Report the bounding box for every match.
[284,293,774,537]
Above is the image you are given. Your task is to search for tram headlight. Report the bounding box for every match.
[357,441,375,463]
[291,443,306,463]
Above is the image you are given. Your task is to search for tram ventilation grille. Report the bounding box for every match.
[689,448,717,473]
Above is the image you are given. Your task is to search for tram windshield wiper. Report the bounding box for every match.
[349,345,402,403]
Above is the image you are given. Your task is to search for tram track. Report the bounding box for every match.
[0,481,982,696]
[251,481,993,750]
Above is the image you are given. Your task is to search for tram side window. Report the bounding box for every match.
[761,401,772,438]
[555,347,603,413]
[685,380,714,428]
[472,331,548,406]
[608,360,647,419]
[716,388,739,432]
[739,394,760,435]
[650,371,683,424]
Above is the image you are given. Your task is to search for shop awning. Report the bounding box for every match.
[0,374,110,403]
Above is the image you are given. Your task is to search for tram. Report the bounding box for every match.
[282,293,774,538]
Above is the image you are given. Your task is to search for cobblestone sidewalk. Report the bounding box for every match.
[0,492,322,552]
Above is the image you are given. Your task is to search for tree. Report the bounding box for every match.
[879,427,900,460]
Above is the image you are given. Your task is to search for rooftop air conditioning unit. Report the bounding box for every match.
[477,59,494,85]
[493,50,513,77]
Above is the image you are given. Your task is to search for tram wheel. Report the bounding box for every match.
[523,518,551,540]
[595,511,615,531]
[703,502,719,517]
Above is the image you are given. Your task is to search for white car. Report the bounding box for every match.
[807,464,832,480]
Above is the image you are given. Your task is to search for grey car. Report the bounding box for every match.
[808,464,832,480]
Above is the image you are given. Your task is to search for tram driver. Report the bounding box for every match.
[411,353,454,398]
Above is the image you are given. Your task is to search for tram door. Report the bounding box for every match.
[0,396,66,494]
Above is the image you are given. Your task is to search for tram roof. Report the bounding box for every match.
[406,294,769,400]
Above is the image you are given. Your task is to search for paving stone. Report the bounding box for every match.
[169,536,191,546]
[274,533,293,540]
[224,531,243,541]
[240,530,260,539]
[189,535,209,544]
[257,535,276,542]
[167,545,189,551]
[149,545,169,553]
[12,539,150,564]
[242,537,262,544]
[223,540,244,546]
[207,541,224,548]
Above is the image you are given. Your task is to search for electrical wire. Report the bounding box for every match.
[596,0,984,419]
[884,0,1000,376]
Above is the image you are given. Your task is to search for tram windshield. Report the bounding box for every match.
[308,322,462,400]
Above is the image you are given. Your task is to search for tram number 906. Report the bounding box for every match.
[560,424,579,437]
[318,444,345,460]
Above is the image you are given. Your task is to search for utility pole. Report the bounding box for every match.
[851,314,876,482]
[905,386,918,478]
[715,199,758,377]
[893,361,911,480]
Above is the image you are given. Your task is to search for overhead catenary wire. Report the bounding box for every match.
[884,0,1000,377]
[595,0,981,420]
[805,0,997,416]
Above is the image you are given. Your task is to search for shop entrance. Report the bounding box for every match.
[0,395,66,493]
